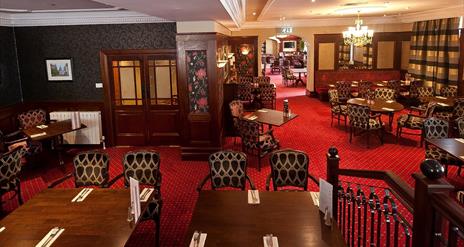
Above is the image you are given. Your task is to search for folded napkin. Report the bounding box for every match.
[0,226,5,233]
[36,125,48,129]
[35,227,65,247]
[71,188,93,202]
[248,190,260,204]
[257,109,268,113]
[376,83,384,86]
[386,100,394,103]
[355,98,365,101]
[263,235,279,247]
[247,115,258,121]
[455,138,464,144]
[30,132,47,138]
[382,107,394,111]
[436,96,447,99]
[189,232,207,247]
[310,192,320,207]
[140,188,155,202]
[437,103,448,106]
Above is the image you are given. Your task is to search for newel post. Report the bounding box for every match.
[412,159,454,247]
[326,146,340,221]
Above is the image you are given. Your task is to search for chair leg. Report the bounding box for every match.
[445,164,449,177]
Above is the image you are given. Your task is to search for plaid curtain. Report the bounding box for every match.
[408,17,460,90]
[362,45,373,69]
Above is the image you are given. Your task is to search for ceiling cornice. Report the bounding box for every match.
[0,10,171,27]
[396,5,463,23]
[219,0,246,28]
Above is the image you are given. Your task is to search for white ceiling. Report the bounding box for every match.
[0,0,462,28]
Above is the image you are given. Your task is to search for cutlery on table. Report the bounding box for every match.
[193,230,201,247]
[41,227,60,247]
[76,188,89,201]
[140,188,151,200]
[266,234,274,247]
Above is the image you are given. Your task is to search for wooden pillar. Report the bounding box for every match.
[411,160,454,247]
[326,146,340,221]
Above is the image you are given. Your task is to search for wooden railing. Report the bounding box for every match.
[326,147,464,247]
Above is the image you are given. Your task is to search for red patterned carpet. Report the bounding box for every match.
[1,72,463,246]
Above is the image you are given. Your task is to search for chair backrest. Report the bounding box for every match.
[423,117,449,140]
[457,117,464,138]
[229,100,244,118]
[328,89,339,105]
[409,80,424,98]
[254,76,270,85]
[358,81,372,98]
[374,88,395,101]
[238,76,253,84]
[237,83,253,101]
[237,119,260,151]
[440,86,457,97]
[336,81,352,99]
[417,87,434,98]
[347,104,371,125]
[73,151,110,188]
[17,109,47,130]
[387,80,401,97]
[259,84,276,109]
[422,102,438,118]
[453,98,464,118]
[208,151,248,190]
[123,150,160,187]
[269,149,309,190]
[0,147,24,189]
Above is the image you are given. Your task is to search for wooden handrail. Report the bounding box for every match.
[430,192,464,230]
[338,168,415,212]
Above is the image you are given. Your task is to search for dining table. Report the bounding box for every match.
[0,188,153,247]
[291,67,307,87]
[425,138,464,163]
[420,96,455,107]
[185,191,346,246]
[244,108,298,128]
[347,98,404,130]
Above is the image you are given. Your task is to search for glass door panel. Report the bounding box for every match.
[111,60,143,106]
[148,59,178,106]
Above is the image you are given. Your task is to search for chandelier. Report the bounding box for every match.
[343,13,374,47]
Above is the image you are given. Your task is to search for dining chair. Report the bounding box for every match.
[457,117,464,138]
[417,87,435,105]
[254,76,270,85]
[238,76,253,85]
[399,80,423,106]
[424,118,461,176]
[397,102,438,146]
[197,150,255,191]
[347,104,384,147]
[328,89,347,128]
[259,84,276,109]
[17,109,47,130]
[387,80,402,99]
[374,88,395,101]
[335,81,352,101]
[229,100,244,144]
[0,147,26,211]
[271,60,281,74]
[283,68,296,87]
[73,151,110,188]
[266,149,318,191]
[440,86,457,97]
[237,119,279,171]
[236,82,253,108]
[357,81,372,98]
[123,150,162,246]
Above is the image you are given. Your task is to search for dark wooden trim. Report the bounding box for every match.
[458,30,464,96]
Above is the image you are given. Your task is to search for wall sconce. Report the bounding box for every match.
[240,44,251,55]
[217,60,227,68]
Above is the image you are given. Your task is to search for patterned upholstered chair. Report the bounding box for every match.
[73,151,110,188]
[0,130,42,164]
[397,102,438,146]
[237,82,253,107]
[457,117,464,138]
[270,60,281,74]
[335,81,352,101]
[266,149,318,191]
[328,89,347,128]
[123,151,162,245]
[282,68,296,87]
[0,147,25,210]
[238,76,253,85]
[424,118,461,176]
[259,84,276,109]
[374,88,396,101]
[254,76,271,85]
[440,86,457,97]
[17,109,47,130]
[400,80,423,105]
[197,151,255,191]
[435,98,464,122]
[417,87,435,104]
[347,104,384,147]
[357,81,372,99]
[229,100,244,142]
[387,80,402,99]
[237,119,279,171]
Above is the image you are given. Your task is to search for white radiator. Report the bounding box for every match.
[49,111,102,145]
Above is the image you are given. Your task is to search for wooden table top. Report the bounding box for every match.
[185,191,346,247]
[0,189,151,247]
[245,108,298,127]
[347,98,404,113]
[426,138,464,162]
[421,96,455,107]
[23,119,86,141]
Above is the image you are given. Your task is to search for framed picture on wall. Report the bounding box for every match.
[45,58,73,81]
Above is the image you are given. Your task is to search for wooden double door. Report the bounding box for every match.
[102,50,180,146]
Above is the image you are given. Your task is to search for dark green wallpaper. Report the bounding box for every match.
[0,27,22,106]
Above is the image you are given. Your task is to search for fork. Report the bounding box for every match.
[140,188,151,201]
[193,230,201,247]
[251,190,258,203]
[41,227,60,247]
[76,188,89,201]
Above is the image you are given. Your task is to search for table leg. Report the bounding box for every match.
[388,112,394,131]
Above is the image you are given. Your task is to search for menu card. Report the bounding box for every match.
[319,179,333,220]
[130,177,141,222]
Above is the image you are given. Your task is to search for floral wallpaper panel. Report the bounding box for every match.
[236,44,255,77]
[186,50,209,113]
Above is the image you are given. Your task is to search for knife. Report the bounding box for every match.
[41,227,60,247]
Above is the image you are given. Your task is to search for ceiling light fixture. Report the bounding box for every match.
[343,12,374,47]
[252,11,256,16]
[335,6,386,15]
[311,0,316,2]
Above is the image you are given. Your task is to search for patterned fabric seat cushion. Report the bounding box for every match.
[434,112,452,121]
[426,146,458,164]
[397,114,424,129]
[351,118,382,130]
[331,105,347,114]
